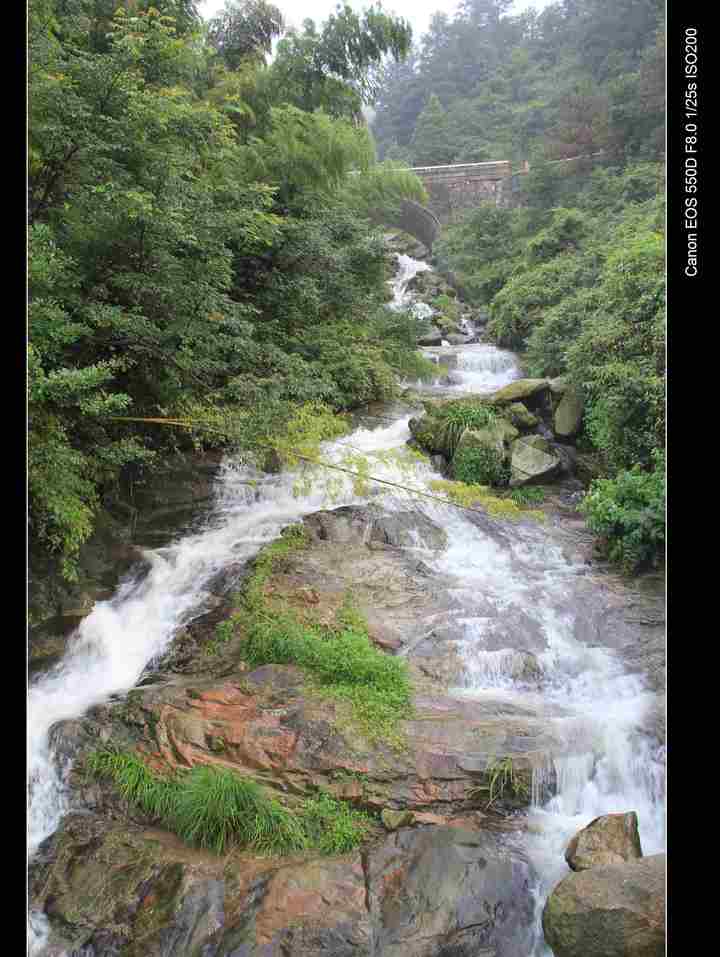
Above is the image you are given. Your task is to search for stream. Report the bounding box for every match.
[28,253,666,956]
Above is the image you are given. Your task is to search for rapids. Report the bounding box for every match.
[28,253,665,956]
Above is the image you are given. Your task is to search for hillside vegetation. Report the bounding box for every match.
[373,0,665,570]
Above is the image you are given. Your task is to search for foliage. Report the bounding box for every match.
[439,402,498,457]
[507,485,545,506]
[86,749,371,856]
[452,442,509,488]
[579,450,665,571]
[300,790,373,854]
[28,2,422,580]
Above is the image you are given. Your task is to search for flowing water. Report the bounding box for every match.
[28,253,665,955]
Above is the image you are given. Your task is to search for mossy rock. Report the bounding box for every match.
[489,378,551,405]
[505,402,539,431]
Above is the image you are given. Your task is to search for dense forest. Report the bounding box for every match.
[373,0,665,570]
[28,0,430,582]
[29,0,665,583]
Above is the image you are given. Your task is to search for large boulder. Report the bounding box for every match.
[509,437,562,487]
[554,387,585,439]
[489,378,550,406]
[565,813,643,872]
[542,854,665,957]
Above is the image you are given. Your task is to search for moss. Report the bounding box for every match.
[429,479,545,522]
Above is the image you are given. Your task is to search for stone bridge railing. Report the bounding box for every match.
[409,160,515,225]
[377,153,604,249]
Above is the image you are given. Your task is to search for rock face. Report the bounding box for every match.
[366,827,536,957]
[565,813,643,872]
[509,436,562,487]
[554,387,585,439]
[32,819,536,957]
[542,854,665,957]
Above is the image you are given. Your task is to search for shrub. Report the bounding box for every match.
[452,442,509,487]
[579,450,665,571]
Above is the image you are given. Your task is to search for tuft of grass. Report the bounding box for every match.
[439,402,498,457]
[86,750,372,857]
[85,747,179,819]
[467,756,530,808]
[172,765,307,856]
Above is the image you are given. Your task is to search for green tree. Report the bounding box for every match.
[410,93,452,165]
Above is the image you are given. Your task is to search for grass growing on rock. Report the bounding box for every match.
[86,750,373,857]
[212,526,414,745]
[438,402,498,457]
[429,479,545,522]
[243,608,413,746]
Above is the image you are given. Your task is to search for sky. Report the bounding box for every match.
[197,1,556,44]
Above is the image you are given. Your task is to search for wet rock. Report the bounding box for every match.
[565,812,643,872]
[548,376,569,394]
[542,854,665,957]
[367,826,537,957]
[554,387,585,439]
[304,506,447,552]
[444,333,470,345]
[509,437,562,487]
[430,454,447,474]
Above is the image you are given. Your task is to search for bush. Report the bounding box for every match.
[452,442,509,487]
[579,451,665,571]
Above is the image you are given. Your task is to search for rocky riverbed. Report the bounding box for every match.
[28,242,665,957]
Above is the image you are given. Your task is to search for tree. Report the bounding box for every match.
[207,0,284,70]
[410,93,452,166]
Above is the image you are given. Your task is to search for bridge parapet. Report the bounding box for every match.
[409,160,514,223]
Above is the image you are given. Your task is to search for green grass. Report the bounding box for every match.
[467,756,530,808]
[430,479,545,522]
[243,608,413,745]
[506,485,546,506]
[439,402,498,457]
[86,749,372,857]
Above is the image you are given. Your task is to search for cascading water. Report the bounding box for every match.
[28,253,664,956]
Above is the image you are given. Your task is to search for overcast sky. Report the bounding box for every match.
[198,1,556,44]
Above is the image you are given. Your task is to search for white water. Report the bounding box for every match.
[28,254,665,955]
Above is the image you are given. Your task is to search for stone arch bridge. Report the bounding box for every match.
[388,154,603,251]
[385,160,521,251]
